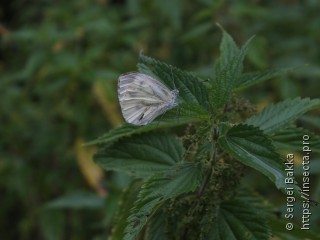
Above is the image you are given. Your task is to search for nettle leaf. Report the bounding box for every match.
[138,53,210,111]
[160,102,210,122]
[44,192,104,209]
[235,68,291,91]
[218,124,299,192]
[144,209,169,240]
[86,119,195,146]
[300,115,320,129]
[246,97,320,134]
[271,126,320,153]
[177,102,210,119]
[215,24,240,70]
[94,133,184,178]
[124,163,202,240]
[269,217,320,240]
[111,181,142,240]
[210,28,253,109]
[208,189,271,240]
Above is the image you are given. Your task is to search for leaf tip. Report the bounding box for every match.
[215,22,223,29]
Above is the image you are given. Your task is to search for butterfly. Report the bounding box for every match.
[118,72,179,125]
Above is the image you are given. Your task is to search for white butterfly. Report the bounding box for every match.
[118,72,179,125]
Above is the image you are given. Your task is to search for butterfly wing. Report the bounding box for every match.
[118,72,176,125]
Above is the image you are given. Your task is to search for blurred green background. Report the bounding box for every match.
[1,0,320,239]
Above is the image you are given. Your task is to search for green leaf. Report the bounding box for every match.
[218,124,299,193]
[39,211,65,240]
[246,98,320,134]
[94,133,184,178]
[124,163,202,240]
[210,29,253,109]
[156,103,210,122]
[111,181,142,240]
[86,118,195,146]
[295,159,320,175]
[269,217,320,239]
[215,24,239,71]
[207,189,271,240]
[271,126,320,153]
[300,115,320,129]
[138,53,210,111]
[235,68,291,91]
[44,192,104,209]
[144,209,169,240]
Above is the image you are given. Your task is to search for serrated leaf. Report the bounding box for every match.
[246,98,320,134]
[124,163,202,240]
[177,102,210,119]
[138,53,210,111]
[271,126,320,153]
[111,181,142,240]
[144,209,169,240]
[235,68,291,91]
[215,24,239,71]
[295,159,320,175]
[300,115,320,129]
[94,133,184,178]
[160,102,210,122]
[86,118,195,146]
[269,217,320,239]
[210,32,253,109]
[207,189,271,240]
[218,124,299,193]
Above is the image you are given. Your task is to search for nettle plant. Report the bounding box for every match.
[92,29,320,240]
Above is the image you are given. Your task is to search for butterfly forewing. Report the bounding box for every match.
[118,72,178,125]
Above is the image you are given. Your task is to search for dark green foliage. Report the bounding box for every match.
[94,133,184,178]
[207,189,271,240]
[210,28,253,109]
[144,210,168,240]
[123,163,201,240]
[86,119,196,146]
[92,28,320,239]
[2,0,320,240]
[235,68,293,91]
[246,98,320,134]
[218,124,300,195]
[271,126,320,153]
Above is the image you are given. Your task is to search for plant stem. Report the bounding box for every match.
[197,127,218,196]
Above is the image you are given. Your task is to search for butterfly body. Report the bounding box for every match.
[118,72,179,125]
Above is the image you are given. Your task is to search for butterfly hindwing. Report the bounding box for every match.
[118,72,178,125]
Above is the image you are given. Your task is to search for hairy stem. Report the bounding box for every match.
[197,127,218,196]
